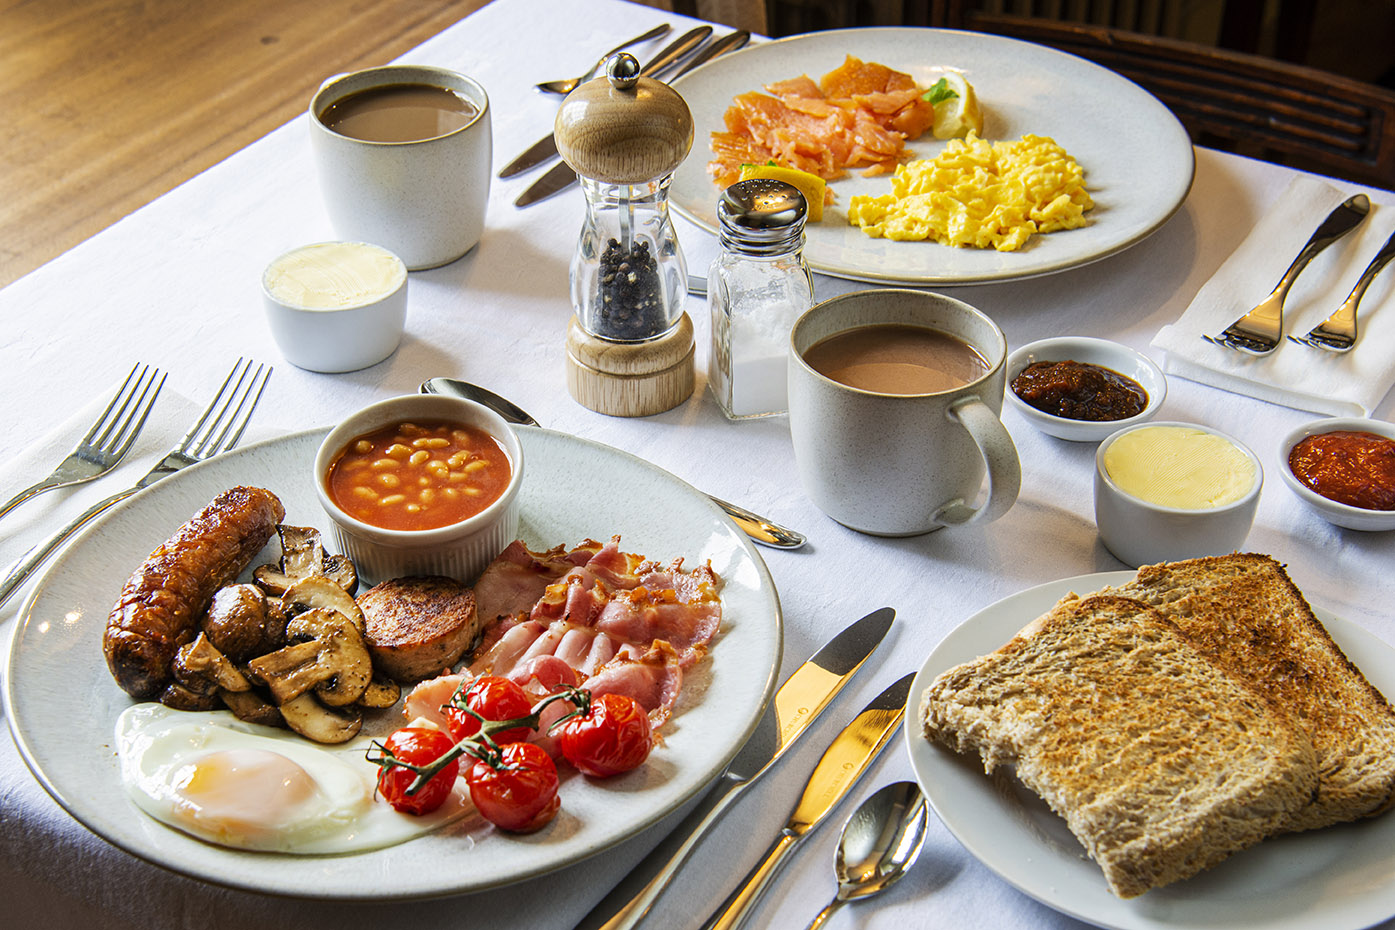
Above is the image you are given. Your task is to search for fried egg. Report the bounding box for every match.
[115,704,474,854]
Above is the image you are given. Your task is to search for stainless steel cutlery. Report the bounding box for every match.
[0,363,164,523]
[1289,225,1395,352]
[0,358,271,610]
[1204,194,1370,355]
[533,23,672,96]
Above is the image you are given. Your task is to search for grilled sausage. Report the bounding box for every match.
[104,486,285,698]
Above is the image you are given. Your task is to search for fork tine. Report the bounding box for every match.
[83,363,146,447]
[178,359,250,456]
[218,363,271,452]
[105,370,166,458]
[181,359,272,459]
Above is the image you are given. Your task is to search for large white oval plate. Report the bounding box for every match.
[905,572,1395,930]
[5,426,781,900]
[671,28,1195,286]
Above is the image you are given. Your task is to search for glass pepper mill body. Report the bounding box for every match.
[709,179,814,419]
[573,176,687,343]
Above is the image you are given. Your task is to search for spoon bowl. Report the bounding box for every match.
[807,781,927,929]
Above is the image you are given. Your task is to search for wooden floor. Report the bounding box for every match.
[0,0,490,289]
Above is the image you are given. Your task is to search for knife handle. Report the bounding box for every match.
[699,830,801,930]
[572,771,750,930]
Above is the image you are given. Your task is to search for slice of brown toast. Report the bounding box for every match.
[1111,553,1395,832]
[921,594,1319,899]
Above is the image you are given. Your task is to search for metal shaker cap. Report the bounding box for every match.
[718,179,807,256]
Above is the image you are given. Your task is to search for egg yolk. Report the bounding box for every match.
[171,749,323,840]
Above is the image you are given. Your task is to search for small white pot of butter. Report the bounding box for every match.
[1094,421,1262,568]
[262,241,407,373]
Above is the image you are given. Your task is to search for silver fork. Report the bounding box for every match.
[1204,193,1370,356]
[0,359,272,611]
[0,363,165,522]
[1289,226,1395,352]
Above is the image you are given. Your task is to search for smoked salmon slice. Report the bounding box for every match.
[708,56,935,198]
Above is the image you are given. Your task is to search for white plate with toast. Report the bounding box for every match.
[4,426,782,900]
[905,571,1395,930]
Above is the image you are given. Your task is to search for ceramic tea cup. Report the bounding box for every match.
[310,65,491,270]
[787,289,1021,536]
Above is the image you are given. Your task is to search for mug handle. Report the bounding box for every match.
[933,396,1022,526]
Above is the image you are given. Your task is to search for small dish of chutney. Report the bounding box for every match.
[1006,337,1166,442]
[1279,417,1395,531]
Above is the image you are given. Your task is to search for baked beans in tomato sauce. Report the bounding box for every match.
[1288,430,1395,511]
[327,420,511,530]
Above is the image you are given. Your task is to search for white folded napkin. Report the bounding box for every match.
[1152,175,1395,417]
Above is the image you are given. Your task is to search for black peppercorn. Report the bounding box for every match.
[593,238,667,340]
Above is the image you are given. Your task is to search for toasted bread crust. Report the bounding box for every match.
[922,595,1319,898]
[1113,554,1395,831]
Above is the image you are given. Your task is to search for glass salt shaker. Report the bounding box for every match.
[708,178,814,419]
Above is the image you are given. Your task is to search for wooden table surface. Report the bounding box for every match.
[0,0,489,289]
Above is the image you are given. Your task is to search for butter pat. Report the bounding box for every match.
[264,242,406,310]
[1103,425,1256,508]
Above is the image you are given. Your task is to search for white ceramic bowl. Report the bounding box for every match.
[314,394,524,584]
[1006,336,1166,442]
[1278,417,1395,532]
[262,241,408,373]
[1094,421,1262,568]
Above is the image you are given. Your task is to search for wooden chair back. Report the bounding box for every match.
[923,7,1395,189]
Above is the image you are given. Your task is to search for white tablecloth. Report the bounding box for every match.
[2,1,1393,928]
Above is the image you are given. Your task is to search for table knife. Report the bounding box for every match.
[697,672,915,930]
[571,607,895,930]
[515,30,748,207]
[499,25,712,179]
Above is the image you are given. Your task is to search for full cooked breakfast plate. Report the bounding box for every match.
[5,426,781,900]
[905,564,1395,930]
[669,27,1195,286]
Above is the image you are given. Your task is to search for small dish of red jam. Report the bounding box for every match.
[1288,430,1395,511]
[1279,418,1395,532]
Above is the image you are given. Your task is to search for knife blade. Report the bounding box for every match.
[570,607,895,930]
[697,672,915,930]
[499,24,712,179]
[515,29,747,207]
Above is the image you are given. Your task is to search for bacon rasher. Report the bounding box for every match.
[404,536,720,750]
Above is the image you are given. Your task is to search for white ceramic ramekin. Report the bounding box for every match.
[262,241,407,373]
[1094,421,1262,568]
[1279,416,1395,532]
[314,394,523,584]
[1006,336,1167,442]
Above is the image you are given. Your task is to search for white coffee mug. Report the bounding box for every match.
[310,65,491,270]
[788,289,1021,536]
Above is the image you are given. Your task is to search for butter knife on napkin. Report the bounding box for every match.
[1152,175,1395,416]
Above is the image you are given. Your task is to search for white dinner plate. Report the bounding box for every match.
[904,572,1395,930]
[671,28,1195,286]
[4,426,782,900]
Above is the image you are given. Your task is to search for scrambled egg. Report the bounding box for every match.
[846,132,1093,251]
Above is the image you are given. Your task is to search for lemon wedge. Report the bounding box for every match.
[927,71,983,140]
[737,163,826,222]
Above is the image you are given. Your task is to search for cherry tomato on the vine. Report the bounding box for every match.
[467,741,560,833]
[556,692,653,777]
[375,726,459,815]
[444,675,533,744]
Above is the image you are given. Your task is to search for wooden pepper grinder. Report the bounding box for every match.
[554,52,695,417]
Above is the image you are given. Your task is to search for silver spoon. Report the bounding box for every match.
[536,23,671,95]
[805,781,927,930]
[420,378,807,550]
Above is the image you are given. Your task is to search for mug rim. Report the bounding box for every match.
[310,64,490,146]
[789,288,1006,398]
